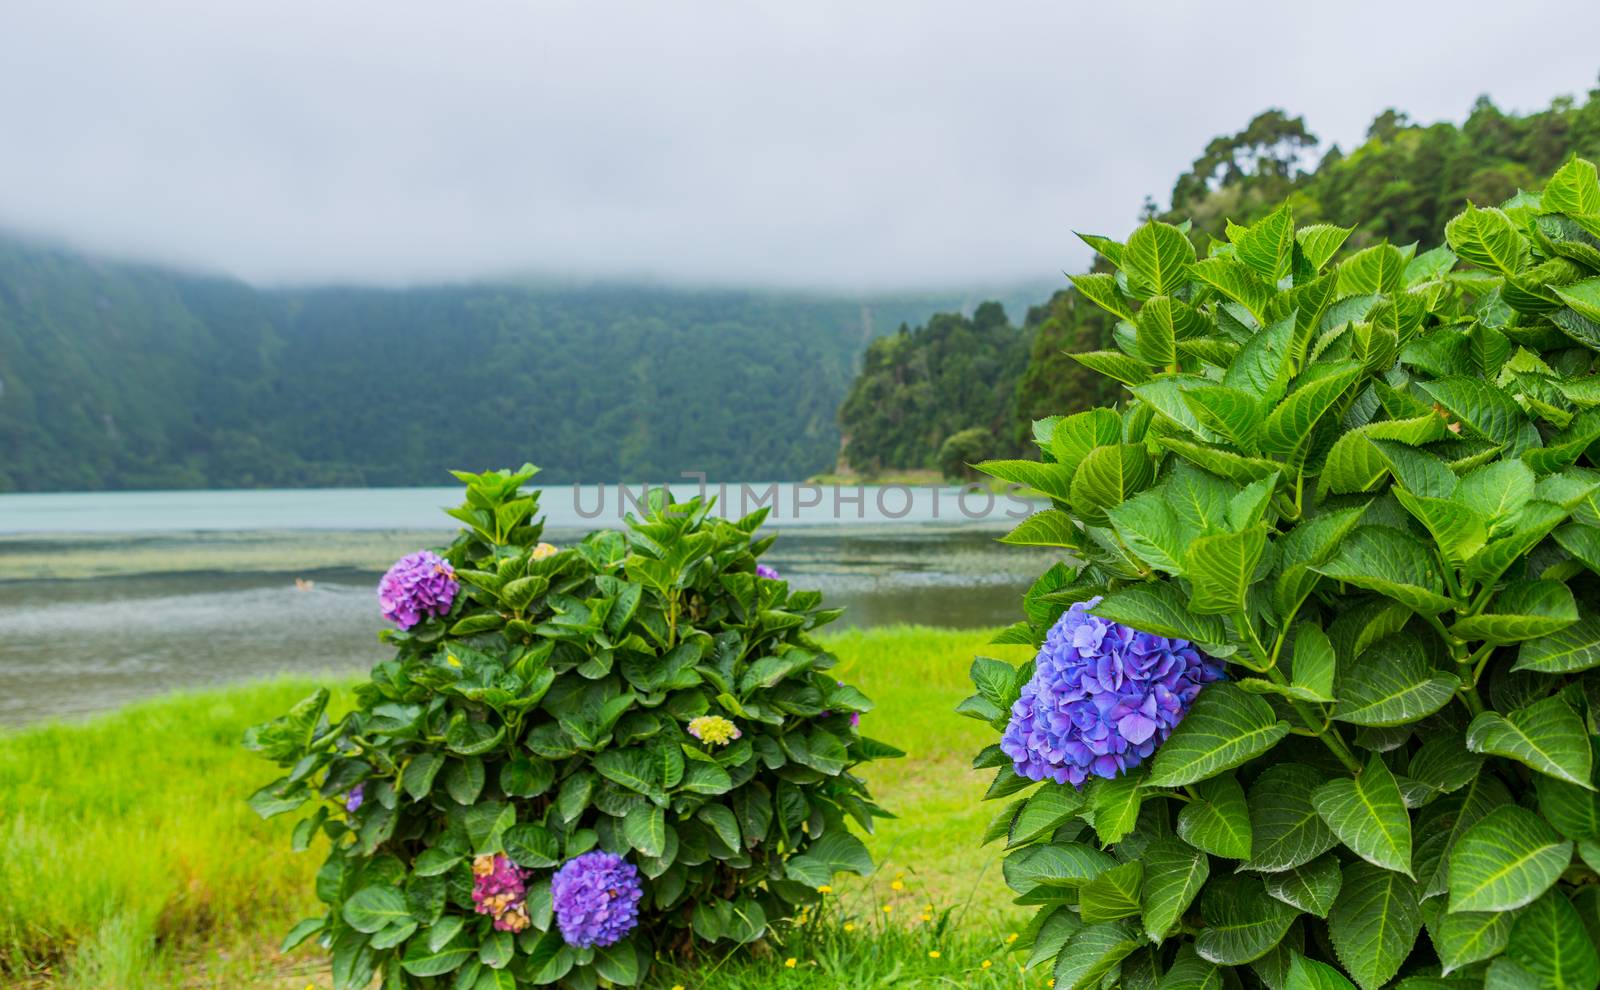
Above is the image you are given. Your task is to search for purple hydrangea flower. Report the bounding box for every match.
[345,783,364,813]
[1001,597,1223,787]
[377,550,458,630]
[551,851,644,948]
[756,563,780,580]
[472,854,531,932]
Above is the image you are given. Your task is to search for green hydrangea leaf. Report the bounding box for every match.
[1448,806,1571,912]
[1144,685,1290,788]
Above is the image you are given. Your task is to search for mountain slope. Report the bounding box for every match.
[0,239,1040,492]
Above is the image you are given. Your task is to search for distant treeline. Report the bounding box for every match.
[837,81,1600,476]
[0,242,1042,492]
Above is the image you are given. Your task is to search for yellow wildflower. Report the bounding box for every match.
[1006,932,1019,944]
[928,950,941,959]
[883,904,893,914]
[817,885,832,894]
[446,654,461,667]
[785,958,797,969]
[844,922,856,932]
[890,879,905,891]
[982,960,993,969]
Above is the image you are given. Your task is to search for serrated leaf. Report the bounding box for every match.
[1544,157,1600,216]
[1001,509,1082,549]
[1175,772,1252,859]
[1070,272,1136,320]
[1314,526,1455,615]
[1507,888,1600,990]
[1447,205,1530,276]
[1333,635,1460,727]
[1289,624,1336,702]
[1452,580,1578,644]
[1195,874,1300,965]
[1088,772,1144,844]
[622,802,666,858]
[1231,203,1295,282]
[1298,224,1355,272]
[1312,756,1413,876]
[1125,221,1196,296]
[1286,953,1359,990]
[1466,696,1594,788]
[1265,854,1343,918]
[1418,377,1526,447]
[1071,444,1156,524]
[1193,257,1274,324]
[1009,784,1086,847]
[1244,764,1340,872]
[1516,617,1600,678]
[1449,806,1572,912]
[1055,923,1143,990]
[1329,862,1422,990]
[1080,861,1144,923]
[1424,898,1511,976]
[1142,837,1209,941]
[1108,493,1187,575]
[1259,362,1363,456]
[1338,243,1407,295]
[342,885,411,934]
[1144,685,1290,788]
[1185,524,1268,615]
[1091,584,1228,651]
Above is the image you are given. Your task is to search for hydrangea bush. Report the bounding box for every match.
[248,465,897,989]
[962,158,1600,990]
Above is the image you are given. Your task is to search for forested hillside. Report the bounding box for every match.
[0,239,1037,492]
[838,81,1600,475]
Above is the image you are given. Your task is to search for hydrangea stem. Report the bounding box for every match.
[1264,664,1362,773]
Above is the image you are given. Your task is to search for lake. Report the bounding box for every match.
[0,483,1054,725]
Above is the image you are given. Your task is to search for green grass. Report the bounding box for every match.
[0,626,1035,989]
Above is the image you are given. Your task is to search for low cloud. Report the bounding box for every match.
[0,0,1595,288]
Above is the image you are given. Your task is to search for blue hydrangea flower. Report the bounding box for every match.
[551,850,643,948]
[1001,597,1223,787]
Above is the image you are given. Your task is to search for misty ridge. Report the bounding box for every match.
[0,230,1052,492]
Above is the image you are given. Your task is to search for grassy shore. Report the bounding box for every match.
[0,626,1036,989]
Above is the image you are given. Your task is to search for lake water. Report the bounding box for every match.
[0,484,1054,725]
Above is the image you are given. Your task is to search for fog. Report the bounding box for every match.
[1,0,1596,288]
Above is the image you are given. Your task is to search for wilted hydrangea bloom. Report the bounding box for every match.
[1001,597,1223,786]
[551,851,643,948]
[756,563,780,580]
[687,714,741,746]
[472,854,531,933]
[377,550,458,630]
[344,783,364,813]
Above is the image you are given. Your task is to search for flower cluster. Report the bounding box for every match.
[472,854,531,932]
[1001,598,1223,786]
[756,563,780,580]
[551,851,643,948]
[344,783,364,813]
[687,714,742,746]
[377,550,458,630]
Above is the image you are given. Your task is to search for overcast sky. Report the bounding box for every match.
[0,2,1597,290]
